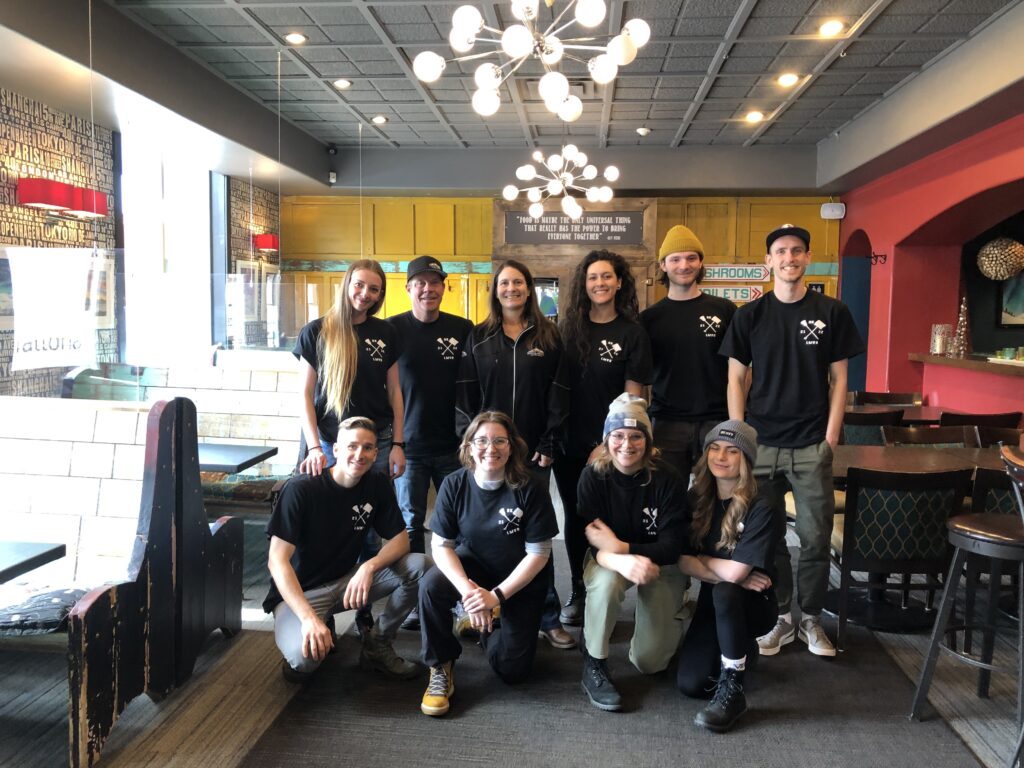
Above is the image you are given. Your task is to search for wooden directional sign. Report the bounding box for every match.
[703,285,764,303]
[704,264,771,282]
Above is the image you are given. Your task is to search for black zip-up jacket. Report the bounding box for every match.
[456,321,570,459]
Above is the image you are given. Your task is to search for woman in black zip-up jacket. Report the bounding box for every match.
[456,259,574,648]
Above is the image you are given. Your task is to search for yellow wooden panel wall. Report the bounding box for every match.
[374,201,415,256]
[455,200,491,256]
[415,202,455,255]
[735,197,840,261]
[285,201,365,255]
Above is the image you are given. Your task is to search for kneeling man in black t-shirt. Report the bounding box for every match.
[265,416,431,682]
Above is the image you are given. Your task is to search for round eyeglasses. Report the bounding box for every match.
[471,436,510,448]
[608,432,645,445]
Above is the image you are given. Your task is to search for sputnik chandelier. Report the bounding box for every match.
[502,144,618,220]
[412,0,651,121]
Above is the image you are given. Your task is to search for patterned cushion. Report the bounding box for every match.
[0,588,87,636]
[984,487,1019,516]
[201,474,289,502]
[852,486,954,560]
[843,424,885,446]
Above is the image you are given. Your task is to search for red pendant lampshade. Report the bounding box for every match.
[66,187,109,219]
[17,177,74,211]
[253,233,280,252]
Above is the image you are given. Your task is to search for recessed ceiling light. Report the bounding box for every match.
[636,127,651,136]
[777,72,799,88]
[745,110,764,123]
[819,19,844,37]
[284,32,308,45]
[371,115,388,124]
[333,78,352,90]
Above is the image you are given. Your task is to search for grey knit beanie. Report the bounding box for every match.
[703,419,759,465]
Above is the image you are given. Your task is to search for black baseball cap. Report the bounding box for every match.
[407,255,447,281]
[766,224,811,252]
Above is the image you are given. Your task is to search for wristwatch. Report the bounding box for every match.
[392,441,406,449]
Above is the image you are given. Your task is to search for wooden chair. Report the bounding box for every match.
[827,467,972,652]
[940,411,1023,429]
[842,408,905,446]
[912,446,1024,741]
[975,426,1024,448]
[853,391,923,406]
[882,425,980,448]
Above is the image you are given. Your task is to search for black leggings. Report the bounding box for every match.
[677,581,778,698]
[420,550,549,684]
[552,453,588,584]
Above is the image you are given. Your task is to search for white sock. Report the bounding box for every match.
[778,611,792,625]
[722,655,745,671]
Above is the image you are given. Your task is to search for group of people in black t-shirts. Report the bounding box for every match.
[265,223,865,734]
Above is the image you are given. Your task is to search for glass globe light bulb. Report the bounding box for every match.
[585,186,600,202]
[532,150,544,162]
[541,36,564,66]
[575,0,607,28]
[449,28,475,53]
[527,187,542,203]
[589,54,618,85]
[538,71,570,105]
[568,203,583,220]
[475,63,503,90]
[575,151,588,167]
[529,202,545,219]
[561,195,576,214]
[515,164,537,181]
[452,5,484,34]
[501,25,534,58]
[598,186,613,203]
[511,0,540,21]
[623,19,651,47]
[412,51,446,83]
[581,164,597,180]
[607,34,637,66]
[562,144,579,162]
[546,153,563,171]
[472,88,501,116]
[558,96,583,122]
[547,179,563,195]
[502,184,519,201]
[604,165,620,182]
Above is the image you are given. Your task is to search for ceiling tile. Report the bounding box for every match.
[741,16,802,35]
[163,25,222,44]
[751,0,815,17]
[208,25,272,44]
[919,13,991,34]
[250,8,314,26]
[322,25,381,44]
[180,8,250,27]
[864,14,931,33]
[306,6,365,26]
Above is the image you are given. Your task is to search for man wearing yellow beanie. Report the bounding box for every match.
[640,225,736,482]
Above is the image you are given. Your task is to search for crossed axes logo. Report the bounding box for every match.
[437,336,460,359]
[498,506,524,534]
[699,315,722,337]
[799,319,826,343]
[352,502,373,530]
[598,339,622,362]
[641,506,658,534]
[364,337,387,362]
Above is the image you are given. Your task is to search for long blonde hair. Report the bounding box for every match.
[318,259,386,419]
[688,449,758,553]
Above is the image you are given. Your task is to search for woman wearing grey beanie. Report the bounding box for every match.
[677,419,784,733]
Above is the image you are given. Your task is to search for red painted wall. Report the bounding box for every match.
[840,113,1024,392]
[918,362,1024,415]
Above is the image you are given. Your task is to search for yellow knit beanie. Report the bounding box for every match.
[658,224,704,260]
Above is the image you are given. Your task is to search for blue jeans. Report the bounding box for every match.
[394,450,462,554]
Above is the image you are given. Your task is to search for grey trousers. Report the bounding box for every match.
[753,440,834,616]
[273,552,430,674]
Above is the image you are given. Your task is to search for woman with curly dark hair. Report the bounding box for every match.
[553,250,652,625]
[677,420,783,733]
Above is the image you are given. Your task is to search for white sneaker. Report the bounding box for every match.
[757,616,795,656]
[799,616,837,657]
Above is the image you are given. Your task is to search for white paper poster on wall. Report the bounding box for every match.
[7,247,101,370]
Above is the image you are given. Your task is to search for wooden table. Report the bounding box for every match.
[832,445,1002,482]
[845,404,965,426]
[198,443,278,474]
[0,541,66,583]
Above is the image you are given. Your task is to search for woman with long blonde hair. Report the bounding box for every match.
[677,420,783,733]
[294,259,405,480]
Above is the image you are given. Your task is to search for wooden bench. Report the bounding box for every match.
[0,396,243,767]
[63,356,300,514]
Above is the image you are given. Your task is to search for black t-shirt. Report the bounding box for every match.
[263,469,404,612]
[576,459,687,566]
[719,290,865,447]
[456,323,570,458]
[640,292,736,422]
[430,468,559,582]
[689,493,782,583]
[388,311,473,459]
[563,316,653,457]
[293,315,403,443]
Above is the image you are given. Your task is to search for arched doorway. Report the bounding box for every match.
[841,229,873,391]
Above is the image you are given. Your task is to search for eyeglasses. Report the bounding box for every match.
[608,432,645,445]
[471,436,510,448]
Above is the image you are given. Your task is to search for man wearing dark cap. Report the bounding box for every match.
[388,256,473,628]
[641,224,737,482]
[719,224,864,658]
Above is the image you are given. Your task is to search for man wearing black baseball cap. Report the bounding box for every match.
[388,256,473,628]
[719,224,864,659]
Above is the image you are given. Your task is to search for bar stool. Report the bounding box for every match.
[910,447,1024,757]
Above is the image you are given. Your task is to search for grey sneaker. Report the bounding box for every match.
[757,615,796,656]
[799,616,837,657]
[360,635,420,679]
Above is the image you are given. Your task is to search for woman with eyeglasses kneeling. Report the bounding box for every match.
[677,420,784,733]
[576,393,688,712]
[418,411,559,717]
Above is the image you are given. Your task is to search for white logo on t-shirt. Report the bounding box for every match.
[364,338,387,362]
[498,506,524,534]
[642,506,658,534]
[598,339,623,362]
[352,502,373,531]
[799,319,826,344]
[437,336,461,360]
[699,315,722,338]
